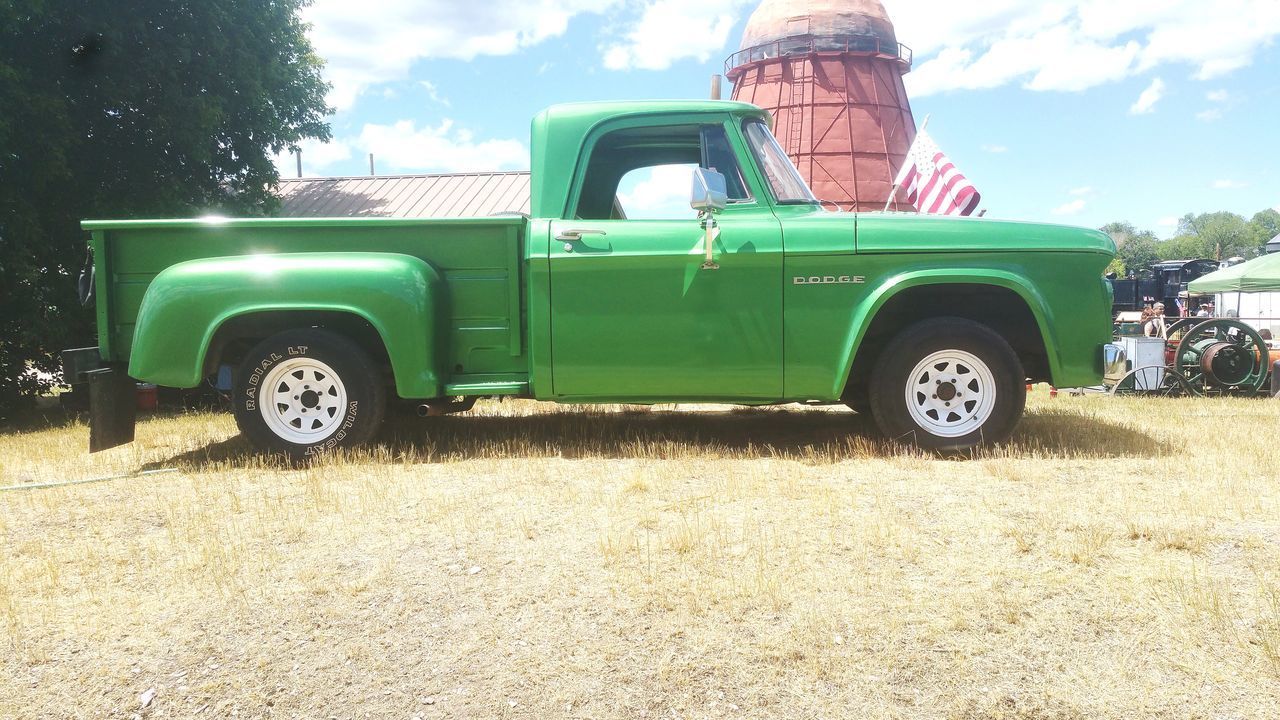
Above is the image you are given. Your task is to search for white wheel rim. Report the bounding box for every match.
[904,349,997,439]
[258,358,349,444]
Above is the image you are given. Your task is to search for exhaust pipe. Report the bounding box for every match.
[417,396,479,417]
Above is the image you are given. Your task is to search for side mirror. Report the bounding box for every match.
[690,168,728,214]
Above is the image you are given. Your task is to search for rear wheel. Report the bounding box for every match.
[233,328,386,460]
[869,318,1025,451]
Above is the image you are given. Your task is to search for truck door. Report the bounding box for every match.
[548,121,783,401]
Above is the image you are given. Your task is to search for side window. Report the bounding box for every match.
[701,127,751,202]
[617,164,699,220]
[574,123,750,220]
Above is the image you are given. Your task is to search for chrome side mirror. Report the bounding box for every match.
[690,168,728,214]
[691,168,726,270]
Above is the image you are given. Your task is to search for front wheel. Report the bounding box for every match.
[869,318,1026,451]
[233,328,386,460]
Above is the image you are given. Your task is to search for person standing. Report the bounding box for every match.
[1138,306,1154,332]
[1144,303,1168,338]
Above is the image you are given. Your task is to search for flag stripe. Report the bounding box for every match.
[915,161,946,212]
[927,162,969,214]
[896,131,981,217]
[902,166,920,203]
[922,161,958,213]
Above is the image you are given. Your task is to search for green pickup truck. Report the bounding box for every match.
[70,100,1115,457]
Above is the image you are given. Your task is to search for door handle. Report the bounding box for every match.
[555,229,607,241]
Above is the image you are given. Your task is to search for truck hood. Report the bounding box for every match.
[855,212,1117,256]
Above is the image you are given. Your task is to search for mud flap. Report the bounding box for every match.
[88,368,137,453]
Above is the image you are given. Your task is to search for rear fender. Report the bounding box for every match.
[128,253,445,397]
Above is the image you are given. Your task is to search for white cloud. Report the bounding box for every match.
[603,0,752,71]
[356,120,527,173]
[273,137,353,178]
[1157,216,1179,229]
[1196,88,1232,121]
[1129,78,1165,114]
[616,164,698,219]
[981,144,1008,154]
[1069,186,1094,196]
[888,0,1280,99]
[1052,199,1087,216]
[1134,0,1280,79]
[418,81,451,108]
[296,0,1280,112]
[1212,179,1248,189]
[908,30,1140,96]
[303,0,618,109]
[272,121,527,177]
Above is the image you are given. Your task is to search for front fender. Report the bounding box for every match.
[837,268,1061,395]
[129,253,445,397]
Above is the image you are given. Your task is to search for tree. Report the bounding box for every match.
[1198,212,1260,260]
[1158,234,1207,262]
[1101,221,1159,276]
[1251,208,1280,247]
[0,0,330,420]
[1170,211,1260,260]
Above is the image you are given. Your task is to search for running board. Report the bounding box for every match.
[442,380,529,396]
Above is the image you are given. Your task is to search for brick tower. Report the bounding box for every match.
[726,0,916,211]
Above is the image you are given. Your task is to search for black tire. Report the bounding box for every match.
[843,383,872,415]
[232,328,386,460]
[869,317,1026,452]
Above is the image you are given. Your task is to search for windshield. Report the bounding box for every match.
[743,120,818,205]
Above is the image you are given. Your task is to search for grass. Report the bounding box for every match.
[1,390,1278,718]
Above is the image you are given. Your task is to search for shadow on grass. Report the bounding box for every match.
[1004,406,1160,458]
[143,404,1160,471]
[2,397,85,433]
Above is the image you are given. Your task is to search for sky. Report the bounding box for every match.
[275,0,1280,236]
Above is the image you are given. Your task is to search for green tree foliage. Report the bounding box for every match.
[0,0,330,420]
[1156,233,1209,262]
[1125,210,1271,264]
[1173,211,1261,260]
[1101,209,1277,275]
[1252,209,1280,246]
[1101,221,1160,277]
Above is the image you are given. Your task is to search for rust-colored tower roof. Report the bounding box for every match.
[727,0,917,211]
[738,0,899,50]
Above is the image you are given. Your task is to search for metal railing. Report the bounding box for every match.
[725,34,913,76]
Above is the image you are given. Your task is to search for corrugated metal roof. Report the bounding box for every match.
[276,172,531,218]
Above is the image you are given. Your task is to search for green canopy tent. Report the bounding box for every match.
[1188,253,1280,294]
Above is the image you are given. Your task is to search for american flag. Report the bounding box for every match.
[893,128,981,216]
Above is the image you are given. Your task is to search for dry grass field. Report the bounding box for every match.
[2,391,1279,719]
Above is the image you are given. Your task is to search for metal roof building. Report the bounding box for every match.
[276,172,531,218]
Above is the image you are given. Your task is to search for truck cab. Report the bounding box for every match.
[72,100,1116,457]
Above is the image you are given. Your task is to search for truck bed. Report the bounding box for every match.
[82,216,529,392]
